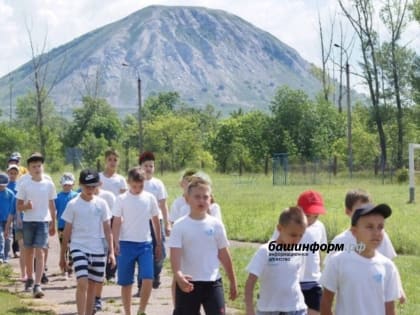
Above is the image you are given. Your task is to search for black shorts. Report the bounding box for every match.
[173,278,225,315]
[302,284,322,311]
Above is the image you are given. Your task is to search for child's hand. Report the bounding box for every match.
[229,282,238,300]
[175,273,194,293]
[25,201,33,210]
[108,253,116,269]
[165,222,171,237]
[49,222,56,236]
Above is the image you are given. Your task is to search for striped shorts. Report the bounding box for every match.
[70,249,106,283]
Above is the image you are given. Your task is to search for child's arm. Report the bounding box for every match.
[385,301,395,315]
[111,216,122,255]
[170,247,193,293]
[151,215,162,261]
[244,273,257,315]
[218,247,238,300]
[158,199,171,236]
[59,222,72,272]
[4,214,14,240]
[320,288,335,315]
[103,219,115,268]
[48,200,56,236]
[16,199,32,211]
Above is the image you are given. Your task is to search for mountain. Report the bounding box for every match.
[0,5,322,116]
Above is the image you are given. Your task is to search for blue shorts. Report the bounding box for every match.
[117,241,153,286]
[22,221,49,248]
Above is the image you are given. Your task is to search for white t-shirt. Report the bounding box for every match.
[144,177,168,219]
[16,173,53,192]
[171,202,223,223]
[168,215,229,281]
[96,189,115,237]
[62,195,111,254]
[99,172,128,196]
[327,229,397,261]
[169,196,188,222]
[112,190,159,242]
[16,178,57,222]
[246,243,307,312]
[271,220,327,282]
[320,250,400,315]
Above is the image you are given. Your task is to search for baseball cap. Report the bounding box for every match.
[60,172,75,186]
[27,152,44,164]
[0,172,9,186]
[7,165,19,172]
[297,190,326,215]
[351,203,392,226]
[79,169,100,186]
[9,152,21,162]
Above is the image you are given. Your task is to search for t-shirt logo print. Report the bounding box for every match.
[373,273,383,283]
[205,228,215,236]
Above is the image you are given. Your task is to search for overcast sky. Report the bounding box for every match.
[0,0,419,79]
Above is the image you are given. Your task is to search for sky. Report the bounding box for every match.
[0,0,419,79]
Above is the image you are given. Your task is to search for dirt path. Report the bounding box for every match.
[5,235,244,315]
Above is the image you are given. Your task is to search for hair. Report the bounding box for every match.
[104,148,119,159]
[278,206,308,227]
[345,189,371,210]
[181,169,197,180]
[139,151,155,165]
[187,177,211,195]
[127,166,145,182]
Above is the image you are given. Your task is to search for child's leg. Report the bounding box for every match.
[34,248,45,285]
[71,250,90,314]
[18,238,26,279]
[121,285,133,315]
[202,279,225,315]
[76,277,88,314]
[173,282,201,315]
[24,247,34,279]
[4,223,12,261]
[171,277,176,306]
[137,242,154,313]
[86,280,99,315]
[0,222,5,261]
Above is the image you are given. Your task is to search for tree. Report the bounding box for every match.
[339,0,388,171]
[142,92,181,120]
[412,0,420,22]
[379,0,410,169]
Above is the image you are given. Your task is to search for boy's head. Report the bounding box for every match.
[345,189,371,217]
[79,169,100,197]
[7,165,19,182]
[104,148,119,170]
[26,152,44,177]
[277,206,308,244]
[351,203,391,251]
[8,152,21,165]
[0,172,9,191]
[179,169,197,190]
[186,177,212,212]
[127,166,146,194]
[297,190,326,226]
[60,172,75,192]
[139,151,155,179]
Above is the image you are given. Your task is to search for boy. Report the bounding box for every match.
[245,206,308,315]
[112,167,162,315]
[99,148,128,196]
[139,151,170,290]
[169,169,197,224]
[55,173,78,276]
[59,169,115,315]
[320,203,400,315]
[16,152,56,298]
[0,172,15,264]
[169,177,237,315]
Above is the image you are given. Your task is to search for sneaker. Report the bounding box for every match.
[94,297,103,311]
[152,276,161,289]
[41,273,49,284]
[25,278,34,291]
[33,284,44,298]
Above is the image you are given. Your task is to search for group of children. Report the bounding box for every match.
[0,149,406,315]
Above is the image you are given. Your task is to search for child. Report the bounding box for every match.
[139,151,170,290]
[169,169,197,224]
[16,152,56,298]
[320,203,400,315]
[325,189,405,303]
[0,172,15,264]
[112,166,162,315]
[7,152,28,177]
[7,164,19,194]
[55,173,78,276]
[245,206,308,315]
[59,169,115,315]
[99,148,128,196]
[169,177,237,315]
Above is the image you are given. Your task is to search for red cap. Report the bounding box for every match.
[297,190,326,215]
